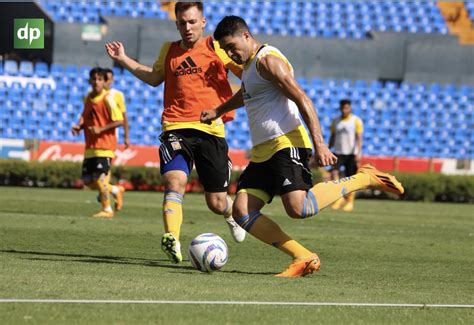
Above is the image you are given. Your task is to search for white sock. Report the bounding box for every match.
[111,186,120,195]
[104,206,113,212]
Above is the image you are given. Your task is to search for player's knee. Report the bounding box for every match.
[285,205,305,219]
[232,201,247,221]
[162,175,186,193]
[205,194,227,215]
[207,200,224,215]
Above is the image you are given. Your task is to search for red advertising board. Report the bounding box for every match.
[32,141,250,169]
[31,141,443,172]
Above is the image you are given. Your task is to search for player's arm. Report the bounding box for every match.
[89,120,124,135]
[105,41,164,87]
[200,88,244,124]
[89,95,125,135]
[123,113,130,148]
[328,121,335,148]
[355,118,363,161]
[71,114,84,135]
[258,55,337,166]
[117,92,130,148]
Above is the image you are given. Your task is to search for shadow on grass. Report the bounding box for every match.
[0,249,275,275]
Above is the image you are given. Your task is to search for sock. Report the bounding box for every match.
[236,211,312,260]
[222,195,233,219]
[345,192,356,205]
[97,173,112,211]
[302,173,370,218]
[110,185,120,195]
[163,191,184,240]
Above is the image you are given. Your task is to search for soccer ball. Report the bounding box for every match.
[188,233,228,272]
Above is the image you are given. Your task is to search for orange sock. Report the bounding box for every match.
[97,173,112,211]
[236,211,312,260]
[162,191,184,240]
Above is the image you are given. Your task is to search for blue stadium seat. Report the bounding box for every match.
[35,62,49,78]
[19,61,34,76]
[4,60,18,75]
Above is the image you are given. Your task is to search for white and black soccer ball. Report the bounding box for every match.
[188,233,228,272]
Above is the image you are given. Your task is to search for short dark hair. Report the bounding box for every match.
[102,68,113,76]
[175,1,203,16]
[340,99,351,107]
[214,16,250,41]
[89,67,107,81]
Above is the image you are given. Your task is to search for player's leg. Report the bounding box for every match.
[330,157,345,210]
[204,192,245,243]
[107,171,125,211]
[159,152,189,263]
[341,155,359,212]
[193,132,245,243]
[90,158,114,218]
[287,165,404,220]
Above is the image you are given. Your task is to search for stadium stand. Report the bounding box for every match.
[38,0,448,38]
[0,63,472,159]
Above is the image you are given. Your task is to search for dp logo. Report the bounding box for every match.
[14,19,44,49]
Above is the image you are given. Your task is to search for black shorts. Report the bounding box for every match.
[81,157,111,182]
[159,129,231,193]
[333,154,358,176]
[237,147,313,203]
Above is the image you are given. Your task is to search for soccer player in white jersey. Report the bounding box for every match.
[201,16,404,278]
[329,99,364,212]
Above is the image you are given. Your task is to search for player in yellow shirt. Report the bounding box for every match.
[202,16,404,277]
[105,2,245,263]
[329,99,364,212]
[104,68,130,148]
[71,68,124,218]
[102,68,127,211]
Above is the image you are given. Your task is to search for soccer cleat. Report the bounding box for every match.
[114,186,125,211]
[275,253,321,278]
[224,216,246,243]
[92,210,114,218]
[161,233,182,263]
[342,202,354,212]
[331,197,346,210]
[357,164,405,195]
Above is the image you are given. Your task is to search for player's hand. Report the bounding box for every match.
[71,125,81,136]
[88,126,102,135]
[314,145,337,167]
[105,41,126,62]
[200,109,218,125]
[124,138,130,149]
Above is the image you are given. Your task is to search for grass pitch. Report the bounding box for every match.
[0,187,473,324]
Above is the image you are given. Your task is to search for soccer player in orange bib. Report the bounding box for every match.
[71,68,124,218]
[201,16,404,277]
[105,2,245,263]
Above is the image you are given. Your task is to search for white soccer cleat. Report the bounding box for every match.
[224,216,246,243]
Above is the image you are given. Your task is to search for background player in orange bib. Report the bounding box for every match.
[71,68,124,218]
[105,1,245,263]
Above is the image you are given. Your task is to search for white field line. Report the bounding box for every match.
[0,299,472,308]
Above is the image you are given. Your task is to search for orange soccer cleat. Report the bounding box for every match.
[275,253,321,278]
[357,164,405,195]
[92,210,114,218]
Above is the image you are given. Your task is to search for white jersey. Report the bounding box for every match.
[241,45,303,146]
[331,114,363,155]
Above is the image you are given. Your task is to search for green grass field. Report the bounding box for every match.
[1,187,473,324]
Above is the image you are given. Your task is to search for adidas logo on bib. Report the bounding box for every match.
[282,178,292,186]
